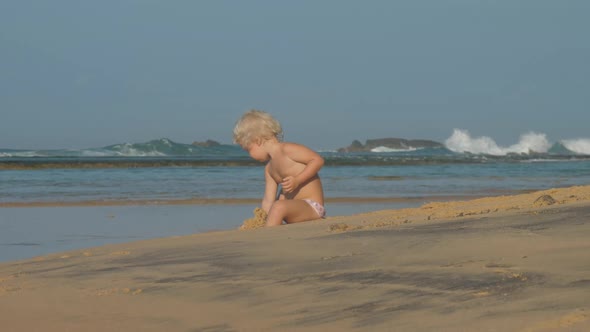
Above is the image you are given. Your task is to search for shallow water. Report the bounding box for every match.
[2,161,590,204]
[0,201,420,262]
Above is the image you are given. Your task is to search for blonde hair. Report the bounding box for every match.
[233,109,283,146]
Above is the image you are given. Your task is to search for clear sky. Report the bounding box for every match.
[1,1,588,150]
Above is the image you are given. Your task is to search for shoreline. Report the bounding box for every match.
[1,185,590,330]
[0,200,428,263]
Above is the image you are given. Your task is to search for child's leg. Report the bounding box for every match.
[266,199,321,226]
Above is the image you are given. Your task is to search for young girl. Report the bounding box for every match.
[233,110,325,226]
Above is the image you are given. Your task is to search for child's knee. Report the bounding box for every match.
[269,201,287,217]
[266,201,287,226]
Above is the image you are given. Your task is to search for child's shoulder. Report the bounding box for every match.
[278,141,310,153]
[278,141,294,147]
[279,141,307,149]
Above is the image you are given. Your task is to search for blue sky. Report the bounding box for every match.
[1,1,589,150]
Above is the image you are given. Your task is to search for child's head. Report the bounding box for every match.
[233,109,283,147]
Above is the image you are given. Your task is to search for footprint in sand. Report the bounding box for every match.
[0,275,15,283]
[524,309,589,331]
[94,287,143,296]
[110,251,131,256]
[0,285,21,295]
[0,275,23,295]
[59,251,93,259]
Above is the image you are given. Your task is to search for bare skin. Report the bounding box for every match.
[243,137,324,226]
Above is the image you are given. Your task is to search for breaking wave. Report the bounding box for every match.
[0,138,244,158]
[443,129,590,156]
[2,134,590,167]
[370,146,419,153]
[561,139,590,155]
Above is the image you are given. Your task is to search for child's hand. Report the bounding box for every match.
[281,176,299,194]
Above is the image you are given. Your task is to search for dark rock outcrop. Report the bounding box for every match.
[191,140,221,147]
[338,138,443,152]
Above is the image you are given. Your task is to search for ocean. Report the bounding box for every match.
[2,131,590,262]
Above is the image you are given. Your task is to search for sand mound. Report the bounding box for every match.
[533,194,557,207]
[326,185,590,232]
[415,186,590,221]
[240,207,268,230]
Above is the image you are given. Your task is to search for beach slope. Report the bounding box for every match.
[1,186,590,331]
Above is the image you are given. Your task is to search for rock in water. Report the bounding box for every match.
[240,207,268,230]
[533,194,557,207]
[337,138,444,152]
[191,139,221,147]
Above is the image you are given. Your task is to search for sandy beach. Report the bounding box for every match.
[1,186,590,331]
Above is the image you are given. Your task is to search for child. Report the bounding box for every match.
[233,109,325,226]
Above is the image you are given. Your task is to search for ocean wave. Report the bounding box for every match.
[107,144,168,157]
[3,135,590,160]
[561,139,590,155]
[370,146,419,153]
[0,151,48,158]
[445,129,552,155]
[0,138,245,158]
[80,150,117,157]
[520,158,585,163]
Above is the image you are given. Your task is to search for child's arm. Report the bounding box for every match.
[281,143,324,194]
[261,163,278,213]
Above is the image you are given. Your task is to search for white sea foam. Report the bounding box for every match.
[521,159,579,163]
[113,147,166,157]
[109,143,167,157]
[0,151,47,158]
[371,146,418,153]
[445,129,551,155]
[561,138,590,155]
[80,150,114,157]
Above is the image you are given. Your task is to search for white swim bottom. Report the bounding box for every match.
[303,199,326,218]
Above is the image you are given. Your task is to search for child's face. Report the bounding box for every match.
[243,141,268,162]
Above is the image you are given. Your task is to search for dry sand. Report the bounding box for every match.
[1,185,590,331]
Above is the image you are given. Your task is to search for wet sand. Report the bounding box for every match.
[1,186,590,331]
